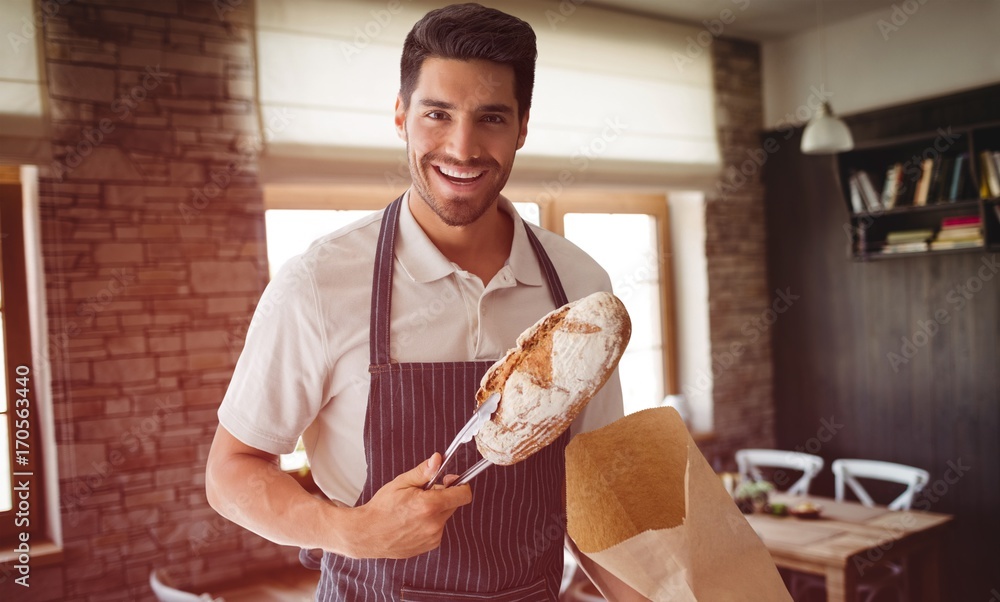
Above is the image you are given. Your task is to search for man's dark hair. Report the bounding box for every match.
[400,3,537,119]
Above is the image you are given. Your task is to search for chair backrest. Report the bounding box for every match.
[735,448,824,496]
[150,570,222,602]
[832,459,929,511]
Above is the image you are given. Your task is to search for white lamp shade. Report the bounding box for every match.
[801,102,854,154]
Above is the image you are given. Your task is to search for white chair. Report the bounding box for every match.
[150,569,223,602]
[795,459,930,602]
[735,449,824,495]
[835,459,930,602]
[833,459,929,511]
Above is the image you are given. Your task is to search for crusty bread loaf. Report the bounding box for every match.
[474,291,631,465]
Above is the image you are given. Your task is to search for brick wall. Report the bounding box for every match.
[24,1,295,600]
[699,38,777,465]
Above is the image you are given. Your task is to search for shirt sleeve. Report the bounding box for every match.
[217,254,331,455]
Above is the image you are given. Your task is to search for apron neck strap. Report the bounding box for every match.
[521,223,569,308]
[371,195,569,366]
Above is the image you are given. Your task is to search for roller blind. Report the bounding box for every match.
[0,0,49,164]
[255,0,720,188]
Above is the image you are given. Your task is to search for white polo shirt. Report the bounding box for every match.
[218,191,624,505]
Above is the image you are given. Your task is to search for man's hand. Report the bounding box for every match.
[348,453,473,559]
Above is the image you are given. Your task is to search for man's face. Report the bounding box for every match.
[395,57,528,227]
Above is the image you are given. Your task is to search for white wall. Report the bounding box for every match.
[762,0,1000,129]
[667,191,712,433]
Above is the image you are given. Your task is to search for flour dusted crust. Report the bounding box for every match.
[474,291,631,465]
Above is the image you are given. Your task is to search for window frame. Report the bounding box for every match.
[0,166,47,544]
[507,188,679,398]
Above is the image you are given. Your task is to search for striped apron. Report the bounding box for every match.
[314,196,571,601]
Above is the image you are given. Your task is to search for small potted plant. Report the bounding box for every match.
[734,480,774,514]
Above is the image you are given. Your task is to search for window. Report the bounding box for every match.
[563,213,668,412]
[0,166,45,543]
[508,190,678,414]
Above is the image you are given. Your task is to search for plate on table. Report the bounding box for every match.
[788,502,823,519]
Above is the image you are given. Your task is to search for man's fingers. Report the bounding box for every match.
[397,453,443,487]
[426,452,442,475]
[419,480,472,512]
[430,482,472,510]
[354,458,473,559]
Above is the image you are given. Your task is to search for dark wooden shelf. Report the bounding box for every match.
[853,245,985,262]
[838,119,1000,260]
[851,199,980,218]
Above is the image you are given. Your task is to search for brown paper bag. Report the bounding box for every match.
[566,407,792,601]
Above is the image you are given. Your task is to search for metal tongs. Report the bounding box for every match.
[424,392,500,489]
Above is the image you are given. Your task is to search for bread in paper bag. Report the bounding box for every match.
[565,407,792,601]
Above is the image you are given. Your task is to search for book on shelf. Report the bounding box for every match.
[946,152,978,201]
[932,156,954,203]
[881,163,903,209]
[948,154,966,201]
[930,239,983,251]
[880,241,929,254]
[902,159,925,207]
[913,158,935,206]
[886,228,934,245]
[941,215,981,229]
[849,170,882,212]
[848,172,865,213]
[857,171,881,211]
[994,152,1000,196]
[932,212,983,248]
[935,226,982,242]
[980,150,1000,199]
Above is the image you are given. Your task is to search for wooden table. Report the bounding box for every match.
[745,494,953,602]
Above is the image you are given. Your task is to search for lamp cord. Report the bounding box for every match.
[818,0,827,90]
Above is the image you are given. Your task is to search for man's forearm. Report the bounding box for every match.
[205,436,354,555]
[206,425,473,560]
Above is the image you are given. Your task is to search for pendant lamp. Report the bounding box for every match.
[800,0,853,154]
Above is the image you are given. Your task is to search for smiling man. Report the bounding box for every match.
[206,4,635,601]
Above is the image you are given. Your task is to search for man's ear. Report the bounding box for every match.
[516,109,529,150]
[394,95,407,141]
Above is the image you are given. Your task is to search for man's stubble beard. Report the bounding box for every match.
[406,137,515,228]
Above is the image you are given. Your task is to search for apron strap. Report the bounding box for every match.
[371,195,404,366]
[521,221,569,308]
[370,195,570,365]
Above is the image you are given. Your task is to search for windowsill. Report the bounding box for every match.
[0,539,64,568]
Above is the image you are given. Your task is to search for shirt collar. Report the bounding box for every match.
[395,189,544,287]
[503,196,544,287]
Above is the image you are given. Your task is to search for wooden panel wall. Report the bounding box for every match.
[763,88,1000,600]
